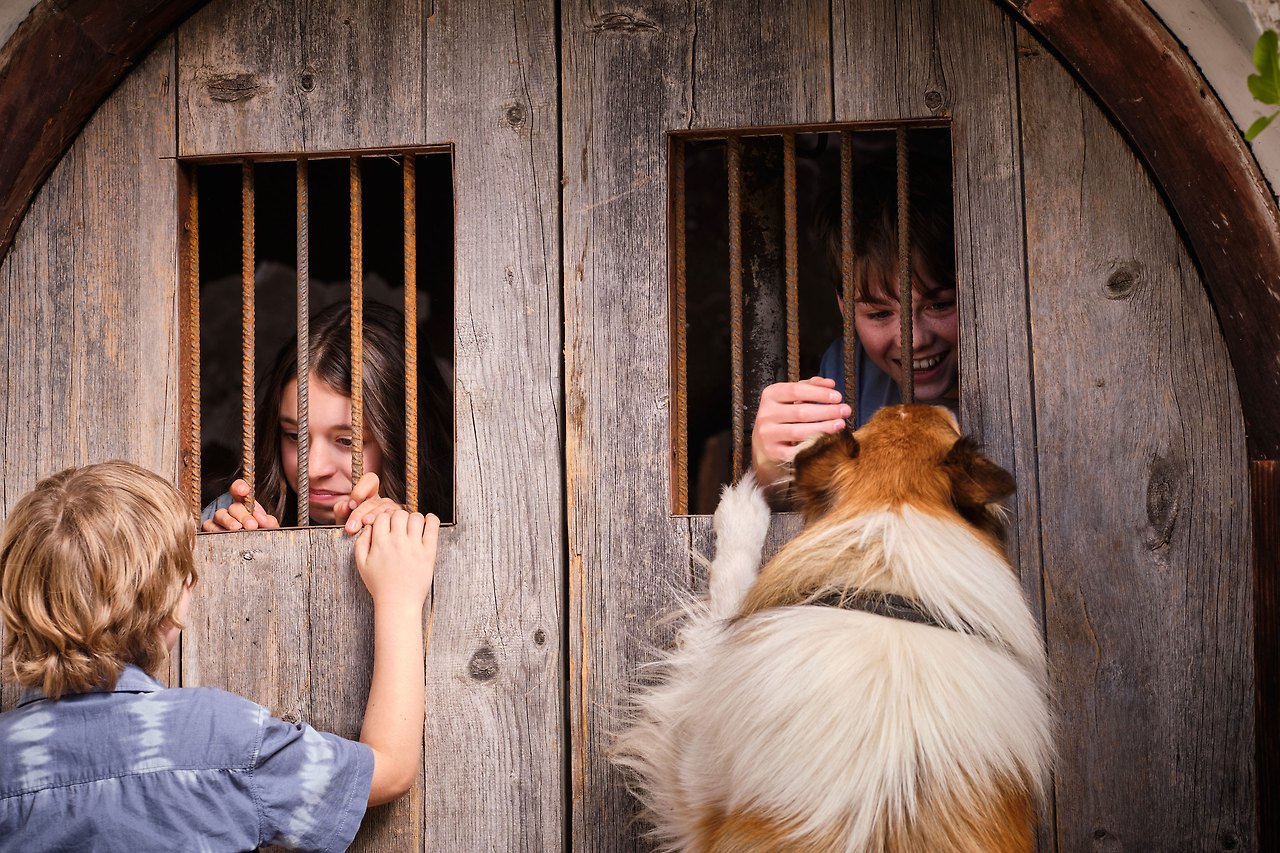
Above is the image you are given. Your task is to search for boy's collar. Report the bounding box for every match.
[16,663,166,708]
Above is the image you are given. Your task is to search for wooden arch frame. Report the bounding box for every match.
[0,0,1276,837]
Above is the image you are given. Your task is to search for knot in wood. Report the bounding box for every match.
[505,103,526,128]
[206,72,264,103]
[533,629,547,646]
[1145,453,1181,551]
[241,551,254,561]
[588,12,659,33]
[468,645,499,681]
[924,89,945,111]
[1104,259,1145,300]
[299,72,316,92]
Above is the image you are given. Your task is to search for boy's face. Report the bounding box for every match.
[851,253,959,402]
[279,372,385,524]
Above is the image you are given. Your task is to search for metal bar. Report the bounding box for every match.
[840,130,857,425]
[404,153,419,513]
[241,161,256,511]
[296,159,310,525]
[896,128,914,404]
[350,156,364,483]
[728,136,745,482]
[672,140,689,513]
[184,168,201,517]
[783,133,799,383]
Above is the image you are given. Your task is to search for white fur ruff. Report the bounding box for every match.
[613,477,1053,852]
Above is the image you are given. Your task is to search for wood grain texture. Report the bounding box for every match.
[177,0,425,156]
[0,37,178,712]
[1019,31,1255,851]
[562,1,831,848]
[997,0,1280,460]
[178,1,564,849]
[419,2,563,849]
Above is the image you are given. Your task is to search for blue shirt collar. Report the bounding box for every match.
[16,663,166,708]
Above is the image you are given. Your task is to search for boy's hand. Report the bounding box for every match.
[201,478,282,532]
[336,472,402,534]
[751,377,851,489]
[355,509,439,607]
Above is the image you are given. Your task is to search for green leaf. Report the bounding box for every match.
[1250,30,1280,106]
[1245,111,1278,141]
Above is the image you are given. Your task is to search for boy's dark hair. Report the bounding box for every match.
[817,133,956,302]
[253,300,452,524]
[0,461,196,699]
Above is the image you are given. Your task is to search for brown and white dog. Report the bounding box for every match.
[614,404,1052,853]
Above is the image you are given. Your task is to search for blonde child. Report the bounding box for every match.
[0,461,439,850]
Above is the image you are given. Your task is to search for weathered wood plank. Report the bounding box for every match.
[1019,30,1255,850]
[562,1,832,848]
[0,37,178,711]
[178,1,565,849]
[418,2,563,850]
[177,0,425,156]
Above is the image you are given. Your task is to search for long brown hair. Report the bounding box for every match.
[253,301,451,525]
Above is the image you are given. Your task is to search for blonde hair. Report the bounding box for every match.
[0,461,196,699]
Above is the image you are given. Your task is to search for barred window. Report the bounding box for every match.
[180,148,455,528]
[670,124,956,514]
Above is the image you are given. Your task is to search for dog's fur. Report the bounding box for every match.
[614,405,1052,853]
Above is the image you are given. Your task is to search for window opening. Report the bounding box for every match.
[671,123,955,514]
[180,148,455,528]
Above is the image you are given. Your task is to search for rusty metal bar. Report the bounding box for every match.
[896,128,914,405]
[728,136,745,482]
[241,161,256,512]
[840,130,857,425]
[783,133,800,383]
[404,153,419,513]
[184,169,201,517]
[672,141,690,513]
[350,156,364,483]
[296,159,310,525]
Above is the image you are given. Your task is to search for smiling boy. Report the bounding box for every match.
[751,142,958,492]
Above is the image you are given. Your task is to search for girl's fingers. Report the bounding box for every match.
[350,471,381,504]
[408,511,426,538]
[213,509,242,531]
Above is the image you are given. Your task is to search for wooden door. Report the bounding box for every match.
[563,0,1255,850]
[0,0,1257,849]
[1,2,564,850]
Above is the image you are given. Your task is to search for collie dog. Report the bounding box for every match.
[614,404,1052,852]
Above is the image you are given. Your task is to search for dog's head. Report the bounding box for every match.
[791,405,1014,541]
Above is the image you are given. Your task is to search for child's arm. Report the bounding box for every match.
[751,377,851,493]
[354,509,440,806]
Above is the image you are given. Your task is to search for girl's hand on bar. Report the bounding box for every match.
[750,377,851,491]
[200,478,281,532]
[338,472,402,535]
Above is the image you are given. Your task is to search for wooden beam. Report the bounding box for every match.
[995,0,1280,459]
[0,0,208,262]
[1253,462,1279,851]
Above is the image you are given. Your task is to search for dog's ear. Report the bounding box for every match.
[792,428,859,521]
[942,437,1015,537]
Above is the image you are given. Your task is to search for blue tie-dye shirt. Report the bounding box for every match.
[0,665,373,852]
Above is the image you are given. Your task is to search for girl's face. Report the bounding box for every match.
[851,254,959,402]
[279,373,384,524]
